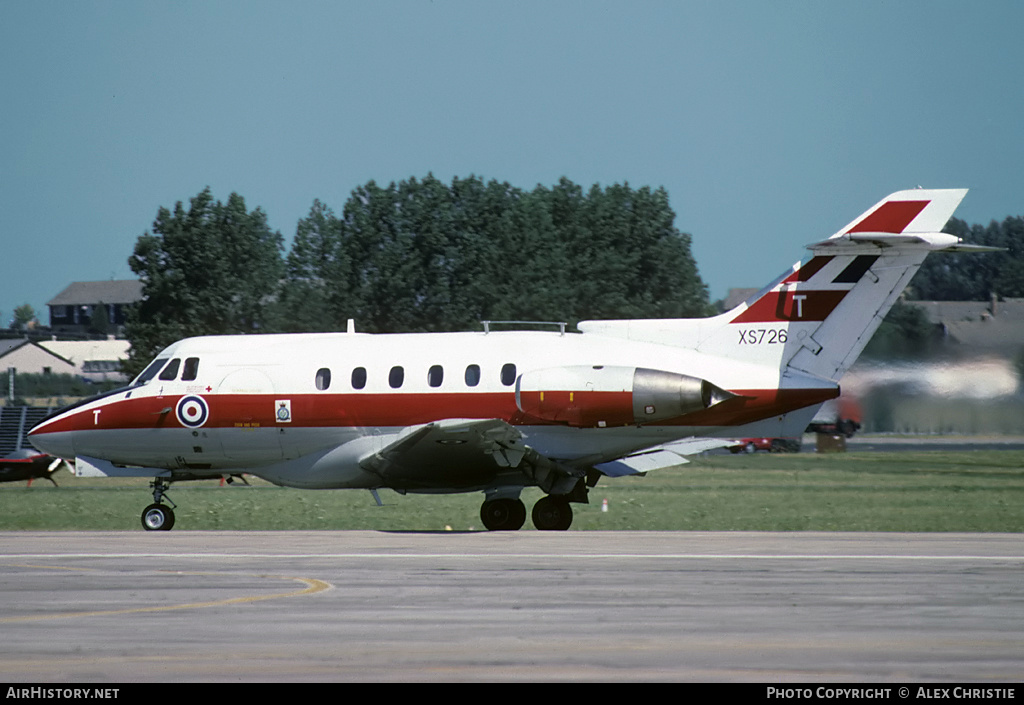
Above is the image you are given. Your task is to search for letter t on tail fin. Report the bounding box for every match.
[704,189,984,382]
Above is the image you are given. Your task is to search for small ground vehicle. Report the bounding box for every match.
[729,437,802,453]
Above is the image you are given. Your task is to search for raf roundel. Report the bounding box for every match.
[176,395,209,428]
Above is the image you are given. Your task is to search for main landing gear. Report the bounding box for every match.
[142,478,176,531]
[479,495,573,531]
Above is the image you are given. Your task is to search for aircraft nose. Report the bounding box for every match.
[28,427,74,459]
[28,413,78,459]
[27,386,129,460]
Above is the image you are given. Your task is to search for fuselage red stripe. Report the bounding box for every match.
[31,386,839,434]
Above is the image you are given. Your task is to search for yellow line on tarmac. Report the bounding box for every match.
[0,566,332,623]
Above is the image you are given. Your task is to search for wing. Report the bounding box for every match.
[362,421,736,488]
[593,438,736,477]
[358,418,532,491]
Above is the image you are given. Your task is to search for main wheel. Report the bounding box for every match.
[532,496,573,531]
[480,498,527,531]
[142,503,175,531]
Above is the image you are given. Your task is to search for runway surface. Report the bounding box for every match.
[1,531,1022,682]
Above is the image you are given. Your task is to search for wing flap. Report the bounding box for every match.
[593,438,735,477]
[595,450,689,477]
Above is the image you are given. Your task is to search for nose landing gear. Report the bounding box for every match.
[142,478,176,531]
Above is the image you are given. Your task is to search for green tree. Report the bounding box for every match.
[908,216,1022,301]
[536,179,711,321]
[124,188,284,378]
[10,304,37,331]
[285,175,711,334]
[862,300,940,359]
[277,199,348,332]
[88,302,110,337]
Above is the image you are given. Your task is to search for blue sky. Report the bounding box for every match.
[2,0,1022,325]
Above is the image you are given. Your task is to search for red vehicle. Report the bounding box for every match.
[729,437,802,453]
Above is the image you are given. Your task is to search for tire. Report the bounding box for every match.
[531,496,573,531]
[142,504,175,531]
[480,498,527,531]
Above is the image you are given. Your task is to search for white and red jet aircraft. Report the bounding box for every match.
[30,188,988,531]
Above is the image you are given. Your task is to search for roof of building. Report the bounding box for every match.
[916,298,1024,353]
[0,339,28,357]
[47,280,143,307]
[38,339,131,364]
[0,340,75,367]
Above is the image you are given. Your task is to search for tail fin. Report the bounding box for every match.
[704,188,972,381]
[579,188,986,383]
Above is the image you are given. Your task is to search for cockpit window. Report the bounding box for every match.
[159,358,181,381]
[133,358,169,386]
[182,357,200,381]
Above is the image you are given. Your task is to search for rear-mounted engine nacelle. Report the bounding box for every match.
[515,365,735,428]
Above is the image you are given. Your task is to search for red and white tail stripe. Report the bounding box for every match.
[707,189,970,380]
[580,189,976,382]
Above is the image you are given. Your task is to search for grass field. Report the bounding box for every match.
[1,450,1022,532]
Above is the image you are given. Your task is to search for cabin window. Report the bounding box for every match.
[389,366,404,389]
[182,357,200,381]
[315,368,331,391]
[428,365,444,388]
[159,358,181,381]
[351,367,367,389]
[501,363,517,386]
[465,364,480,387]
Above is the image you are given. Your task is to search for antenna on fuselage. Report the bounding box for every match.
[347,319,356,334]
[481,320,568,336]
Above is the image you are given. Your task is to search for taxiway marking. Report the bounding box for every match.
[0,564,331,623]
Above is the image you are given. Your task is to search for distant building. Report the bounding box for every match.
[0,339,131,382]
[39,339,131,383]
[47,280,143,336]
[0,340,77,377]
[915,297,1024,355]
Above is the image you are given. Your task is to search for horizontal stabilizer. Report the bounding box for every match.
[808,231,1002,252]
[936,243,1005,253]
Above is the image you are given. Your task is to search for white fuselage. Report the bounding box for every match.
[29,328,833,490]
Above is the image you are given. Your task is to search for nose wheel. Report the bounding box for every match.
[142,478,177,531]
[142,503,175,531]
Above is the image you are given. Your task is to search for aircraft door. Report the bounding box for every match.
[215,368,284,463]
